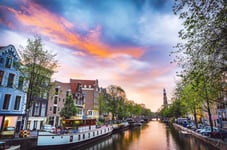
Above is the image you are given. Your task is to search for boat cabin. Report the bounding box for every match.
[62,119,97,132]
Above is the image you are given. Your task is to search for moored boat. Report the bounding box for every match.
[36,118,113,149]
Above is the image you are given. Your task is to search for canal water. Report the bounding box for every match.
[77,120,218,150]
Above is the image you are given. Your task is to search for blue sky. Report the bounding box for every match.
[0,0,182,111]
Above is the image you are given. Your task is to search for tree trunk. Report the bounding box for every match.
[193,106,198,128]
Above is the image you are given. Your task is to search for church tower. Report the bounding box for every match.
[163,88,168,106]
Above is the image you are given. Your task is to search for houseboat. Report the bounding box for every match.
[36,119,113,149]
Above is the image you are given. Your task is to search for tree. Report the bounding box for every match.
[19,36,57,129]
[172,0,227,131]
[106,85,126,120]
[60,95,78,119]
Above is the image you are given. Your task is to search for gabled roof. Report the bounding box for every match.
[0,45,20,60]
[70,79,97,94]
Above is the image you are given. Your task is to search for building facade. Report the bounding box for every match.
[47,81,71,127]
[0,45,27,132]
[47,79,100,127]
[70,79,99,119]
[217,71,227,128]
[27,66,52,130]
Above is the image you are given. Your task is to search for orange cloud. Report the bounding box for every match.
[4,1,145,58]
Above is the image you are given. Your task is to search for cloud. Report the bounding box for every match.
[0,0,181,112]
[0,0,145,58]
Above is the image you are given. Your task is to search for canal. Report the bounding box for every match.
[77,120,218,150]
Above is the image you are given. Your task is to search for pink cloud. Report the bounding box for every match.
[1,1,145,58]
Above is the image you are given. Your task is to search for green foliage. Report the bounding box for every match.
[19,36,58,110]
[60,95,78,119]
[171,0,226,130]
[98,85,153,120]
[18,36,58,129]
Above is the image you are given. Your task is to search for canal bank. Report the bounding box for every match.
[173,123,227,150]
[0,137,37,150]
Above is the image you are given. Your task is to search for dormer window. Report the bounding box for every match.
[5,56,12,68]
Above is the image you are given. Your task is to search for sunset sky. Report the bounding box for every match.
[0,0,182,112]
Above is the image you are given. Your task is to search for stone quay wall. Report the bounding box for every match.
[173,123,227,150]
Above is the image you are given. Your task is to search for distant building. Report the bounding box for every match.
[163,88,168,107]
[0,45,27,132]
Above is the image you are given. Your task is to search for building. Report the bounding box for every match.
[26,64,53,130]
[47,79,99,127]
[217,71,227,128]
[163,88,168,107]
[70,79,99,119]
[0,45,27,132]
[47,81,71,127]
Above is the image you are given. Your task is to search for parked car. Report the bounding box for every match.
[196,125,207,133]
[187,122,197,130]
[0,127,15,138]
[43,124,56,133]
[210,129,227,140]
[200,127,219,136]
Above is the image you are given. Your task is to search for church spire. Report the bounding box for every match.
[163,88,168,106]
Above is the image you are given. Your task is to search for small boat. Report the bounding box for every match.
[36,118,113,149]
[180,130,190,136]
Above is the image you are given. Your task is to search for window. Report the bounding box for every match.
[34,102,40,116]
[5,56,12,68]
[49,106,52,111]
[43,92,47,99]
[33,121,38,130]
[53,106,57,114]
[88,110,92,116]
[7,73,15,88]
[54,96,58,104]
[3,94,11,110]
[78,109,82,115]
[0,70,4,85]
[18,76,24,90]
[41,103,46,117]
[66,91,69,97]
[58,107,60,111]
[55,88,59,95]
[14,96,21,110]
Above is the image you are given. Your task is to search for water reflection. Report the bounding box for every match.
[75,121,218,150]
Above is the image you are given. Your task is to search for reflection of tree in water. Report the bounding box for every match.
[168,124,193,150]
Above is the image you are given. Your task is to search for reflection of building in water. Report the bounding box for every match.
[82,136,113,150]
